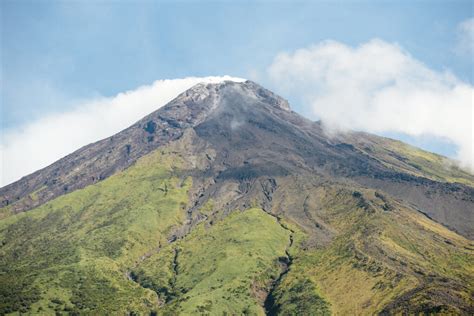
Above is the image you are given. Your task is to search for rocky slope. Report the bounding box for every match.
[0,80,473,315]
[3,80,473,238]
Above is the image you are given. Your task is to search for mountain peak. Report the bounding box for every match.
[242,80,291,111]
[177,80,291,112]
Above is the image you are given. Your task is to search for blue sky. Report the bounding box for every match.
[1,0,473,184]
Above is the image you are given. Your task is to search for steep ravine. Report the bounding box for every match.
[170,247,180,294]
[125,247,164,307]
[263,212,295,315]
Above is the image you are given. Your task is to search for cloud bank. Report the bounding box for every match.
[268,39,473,172]
[0,76,244,186]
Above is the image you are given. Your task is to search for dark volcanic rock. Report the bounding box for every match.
[0,82,224,213]
[1,80,473,239]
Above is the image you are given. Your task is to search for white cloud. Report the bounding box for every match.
[0,76,245,186]
[268,39,473,172]
[456,18,474,54]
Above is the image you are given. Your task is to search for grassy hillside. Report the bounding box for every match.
[0,135,293,315]
[270,183,474,314]
[351,133,474,187]
[133,208,291,315]
[0,145,193,314]
[1,135,473,315]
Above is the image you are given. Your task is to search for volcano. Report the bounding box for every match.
[1,80,473,315]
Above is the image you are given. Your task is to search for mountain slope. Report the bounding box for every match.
[0,83,223,215]
[0,80,473,315]
[2,81,473,238]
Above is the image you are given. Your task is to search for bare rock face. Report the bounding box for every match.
[1,80,473,240]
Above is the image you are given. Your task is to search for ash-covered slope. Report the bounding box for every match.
[0,80,473,315]
[3,80,472,238]
[189,81,474,238]
[0,83,224,214]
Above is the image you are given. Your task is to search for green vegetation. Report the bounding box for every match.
[0,146,192,314]
[270,184,474,314]
[134,208,290,315]
[268,277,331,316]
[0,138,294,315]
[1,136,473,315]
[358,136,474,186]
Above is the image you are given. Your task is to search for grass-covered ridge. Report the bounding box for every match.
[270,183,474,314]
[133,208,291,315]
[352,134,474,187]
[0,145,193,314]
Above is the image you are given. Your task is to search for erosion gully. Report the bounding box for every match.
[263,210,295,315]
